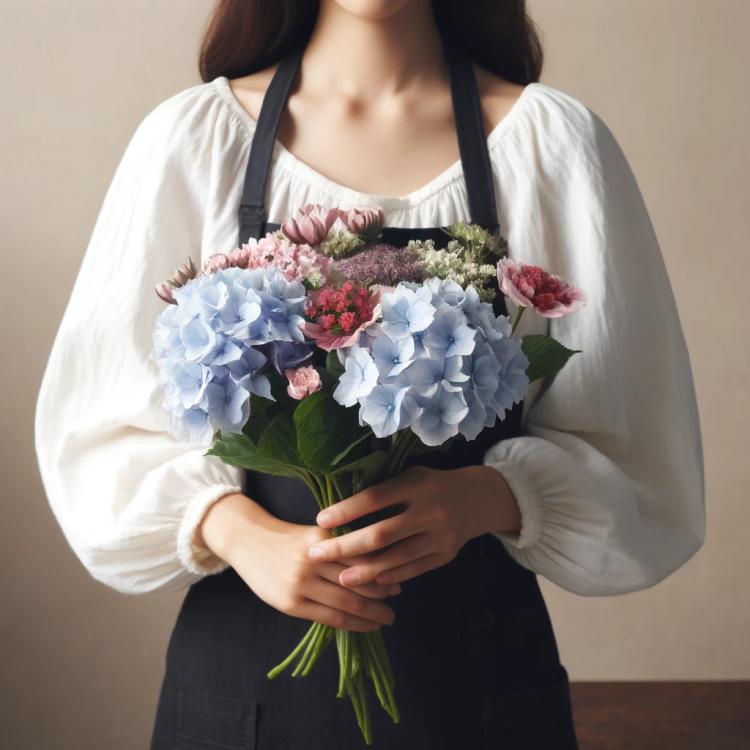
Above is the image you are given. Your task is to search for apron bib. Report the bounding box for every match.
[150,40,579,750]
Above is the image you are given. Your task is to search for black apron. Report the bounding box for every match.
[150,41,579,750]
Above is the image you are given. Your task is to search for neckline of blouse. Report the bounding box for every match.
[211,75,541,211]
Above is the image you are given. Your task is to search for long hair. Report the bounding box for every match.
[199,0,544,85]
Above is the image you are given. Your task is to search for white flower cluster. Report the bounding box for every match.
[408,239,496,301]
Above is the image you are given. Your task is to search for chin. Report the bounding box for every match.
[331,0,418,22]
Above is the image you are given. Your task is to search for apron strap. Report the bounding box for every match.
[238,46,305,245]
[237,44,500,245]
[444,46,500,234]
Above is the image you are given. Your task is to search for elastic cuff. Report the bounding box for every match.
[483,458,542,550]
[176,484,242,576]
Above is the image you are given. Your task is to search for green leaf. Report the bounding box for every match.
[325,350,345,379]
[293,391,369,473]
[257,412,303,468]
[242,394,281,443]
[208,432,305,479]
[331,430,371,466]
[330,450,388,476]
[521,334,581,383]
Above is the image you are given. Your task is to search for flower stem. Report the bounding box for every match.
[363,631,400,723]
[291,621,322,677]
[301,624,332,677]
[267,621,317,679]
[330,473,347,503]
[510,305,526,335]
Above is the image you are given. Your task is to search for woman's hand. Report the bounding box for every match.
[307,465,522,587]
[197,492,400,632]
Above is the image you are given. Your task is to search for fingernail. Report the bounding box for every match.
[341,570,360,586]
[308,545,325,560]
[317,510,332,525]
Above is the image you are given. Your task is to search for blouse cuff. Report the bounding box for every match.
[482,456,543,549]
[176,483,243,577]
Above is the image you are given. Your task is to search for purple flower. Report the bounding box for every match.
[333,245,426,287]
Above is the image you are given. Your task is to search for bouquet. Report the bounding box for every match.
[151,204,585,744]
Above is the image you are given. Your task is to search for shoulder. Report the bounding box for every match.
[474,63,617,156]
[126,78,248,163]
[478,75,629,187]
[223,65,281,121]
[516,80,624,167]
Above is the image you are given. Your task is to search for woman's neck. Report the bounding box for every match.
[302,0,446,99]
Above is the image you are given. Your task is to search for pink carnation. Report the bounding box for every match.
[497,258,586,318]
[202,233,329,285]
[285,366,322,400]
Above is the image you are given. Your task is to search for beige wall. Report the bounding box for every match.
[2,1,747,748]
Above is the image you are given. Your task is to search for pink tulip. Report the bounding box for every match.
[339,207,386,238]
[497,258,586,318]
[285,366,322,400]
[281,204,339,246]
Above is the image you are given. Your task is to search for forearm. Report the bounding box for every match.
[455,465,522,541]
[195,491,275,562]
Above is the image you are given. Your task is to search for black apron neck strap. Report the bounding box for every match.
[238,46,305,245]
[237,45,500,245]
[443,45,500,234]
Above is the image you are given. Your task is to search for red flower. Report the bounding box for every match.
[497,258,586,318]
[302,284,381,351]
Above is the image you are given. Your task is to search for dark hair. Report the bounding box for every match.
[199,0,544,85]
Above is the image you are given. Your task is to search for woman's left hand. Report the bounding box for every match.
[307,464,522,587]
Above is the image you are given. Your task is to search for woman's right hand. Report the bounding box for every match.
[197,492,399,632]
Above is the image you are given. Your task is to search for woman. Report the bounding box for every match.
[35,1,706,748]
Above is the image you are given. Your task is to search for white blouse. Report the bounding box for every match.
[34,75,705,596]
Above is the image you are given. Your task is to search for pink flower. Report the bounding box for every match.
[339,206,385,238]
[285,366,322,400]
[302,313,381,351]
[497,258,586,318]
[202,253,230,274]
[302,285,381,351]
[155,281,176,305]
[281,204,339,246]
[198,234,329,285]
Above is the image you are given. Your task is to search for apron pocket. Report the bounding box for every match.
[480,667,579,750]
[151,677,258,750]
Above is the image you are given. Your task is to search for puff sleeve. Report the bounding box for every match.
[34,89,244,594]
[484,105,706,596]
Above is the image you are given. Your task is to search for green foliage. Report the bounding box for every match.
[293,391,370,473]
[522,334,580,383]
[326,350,345,379]
[207,432,305,479]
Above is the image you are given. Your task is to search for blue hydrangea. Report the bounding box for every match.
[333,345,379,407]
[358,384,420,438]
[335,279,529,445]
[152,266,311,444]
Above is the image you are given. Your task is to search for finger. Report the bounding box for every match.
[308,578,396,626]
[373,552,446,585]
[296,599,382,633]
[308,513,422,562]
[317,562,401,599]
[315,473,414,529]
[338,533,433,586]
